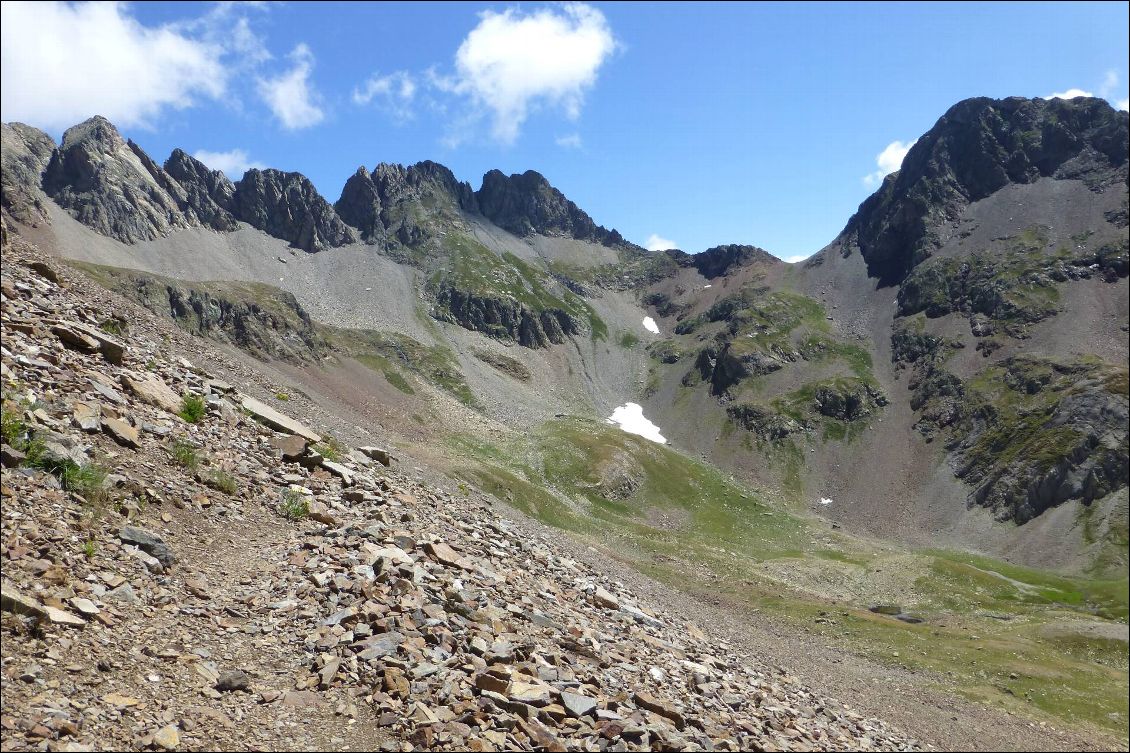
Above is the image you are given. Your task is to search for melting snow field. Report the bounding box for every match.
[642,316,659,334]
[606,403,667,444]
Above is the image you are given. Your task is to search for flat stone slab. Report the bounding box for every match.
[240,396,321,442]
[120,372,181,414]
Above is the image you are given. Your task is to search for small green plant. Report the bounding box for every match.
[1,401,29,448]
[313,435,346,462]
[178,394,206,423]
[81,539,97,559]
[145,358,158,371]
[278,488,309,520]
[170,439,199,470]
[206,469,239,495]
[275,392,290,401]
[458,482,470,497]
[27,455,110,507]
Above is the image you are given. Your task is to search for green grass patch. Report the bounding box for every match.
[169,439,200,470]
[178,394,206,423]
[332,328,479,409]
[278,488,310,520]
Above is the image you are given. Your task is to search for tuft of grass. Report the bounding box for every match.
[170,439,199,470]
[98,318,126,337]
[1,400,30,448]
[275,392,290,401]
[178,394,206,423]
[278,488,310,520]
[313,435,346,462]
[619,331,640,349]
[81,539,97,559]
[206,469,239,495]
[25,453,111,507]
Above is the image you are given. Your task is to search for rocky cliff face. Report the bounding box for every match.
[233,169,357,253]
[83,266,326,363]
[432,283,581,349]
[333,161,479,247]
[843,97,1129,284]
[476,169,625,246]
[334,166,385,240]
[162,149,239,232]
[41,116,198,243]
[1,122,55,225]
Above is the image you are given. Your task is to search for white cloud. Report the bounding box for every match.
[1047,88,1094,100]
[1099,70,1119,97]
[444,3,617,144]
[0,1,227,130]
[645,233,677,252]
[555,133,583,149]
[257,43,325,130]
[353,71,417,121]
[193,148,266,179]
[1118,99,1129,112]
[781,254,811,264]
[862,139,916,187]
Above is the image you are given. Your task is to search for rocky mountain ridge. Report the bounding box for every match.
[2,117,633,256]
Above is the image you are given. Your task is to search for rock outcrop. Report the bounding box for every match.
[475,169,625,246]
[233,169,357,252]
[89,267,326,363]
[162,149,239,232]
[433,284,581,349]
[382,161,476,245]
[333,166,385,239]
[668,244,782,279]
[41,116,197,243]
[843,97,1129,284]
[1,122,55,225]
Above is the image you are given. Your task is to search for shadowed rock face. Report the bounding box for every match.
[1,122,55,225]
[666,244,782,279]
[475,169,625,246]
[162,149,238,232]
[233,168,357,252]
[105,272,326,363]
[334,166,384,239]
[432,284,581,349]
[844,97,1129,285]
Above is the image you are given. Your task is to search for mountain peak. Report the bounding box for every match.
[233,168,357,252]
[844,95,1128,284]
[475,168,625,247]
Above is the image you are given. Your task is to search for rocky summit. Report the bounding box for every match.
[1,93,1128,753]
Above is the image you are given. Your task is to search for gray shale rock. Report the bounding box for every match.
[118,525,175,569]
[1,122,56,225]
[233,168,356,252]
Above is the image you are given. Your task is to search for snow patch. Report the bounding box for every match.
[642,316,659,334]
[606,403,666,444]
[819,497,833,506]
[704,284,712,288]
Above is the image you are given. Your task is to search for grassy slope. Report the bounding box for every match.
[432,417,1128,741]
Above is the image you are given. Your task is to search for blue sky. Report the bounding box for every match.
[2,2,1128,260]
